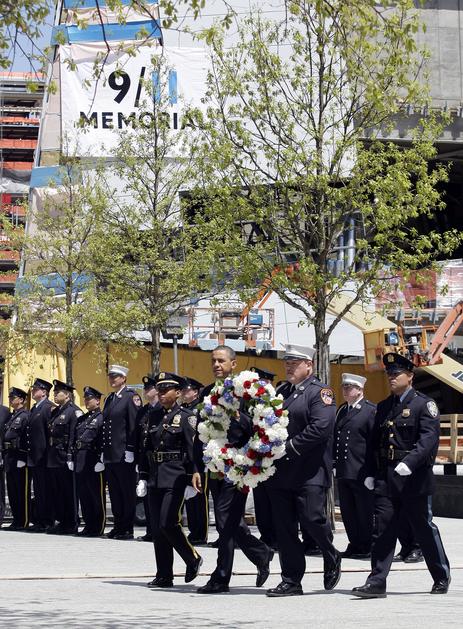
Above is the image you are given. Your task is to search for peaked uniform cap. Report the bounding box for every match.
[342,373,366,388]
[53,379,75,393]
[8,387,27,399]
[83,386,102,399]
[154,372,186,389]
[250,366,276,382]
[282,344,315,360]
[183,377,204,390]
[31,378,53,392]
[383,352,414,373]
[108,364,129,377]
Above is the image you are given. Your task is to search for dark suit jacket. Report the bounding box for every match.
[3,408,29,473]
[26,398,54,467]
[47,401,82,468]
[267,375,336,489]
[368,388,440,496]
[334,399,376,481]
[102,386,138,463]
[73,408,104,473]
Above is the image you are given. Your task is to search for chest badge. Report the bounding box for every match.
[402,409,411,417]
[172,414,181,427]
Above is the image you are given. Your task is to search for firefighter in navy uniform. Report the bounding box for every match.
[26,378,54,532]
[135,374,160,542]
[193,345,273,594]
[2,388,30,530]
[102,364,138,540]
[137,372,202,588]
[46,380,82,535]
[352,353,451,598]
[266,344,341,597]
[0,403,10,526]
[334,373,376,559]
[73,386,106,537]
[181,377,208,546]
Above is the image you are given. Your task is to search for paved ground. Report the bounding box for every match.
[0,517,461,628]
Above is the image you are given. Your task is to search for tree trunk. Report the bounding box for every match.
[65,339,73,387]
[149,325,161,375]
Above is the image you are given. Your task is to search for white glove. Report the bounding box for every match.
[94,461,105,472]
[332,468,336,478]
[67,461,74,471]
[136,479,147,497]
[364,476,375,490]
[17,460,26,468]
[124,450,134,463]
[184,485,198,501]
[394,462,412,476]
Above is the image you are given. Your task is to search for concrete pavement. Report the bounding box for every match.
[0,517,461,628]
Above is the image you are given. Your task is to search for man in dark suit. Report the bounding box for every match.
[3,387,30,530]
[334,372,375,559]
[46,380,82,535]
[266,344,341,597]
[26,378,54,532]
[0,403,10,526]
[352,353,451,598]
[193,345,273,594]
[102,364,138,540]
[74,386,106,537]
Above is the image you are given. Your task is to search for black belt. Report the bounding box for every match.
[3,441,17,450]
[75,441,94,450]
[49,438,66,447]
[379,447,411,462]
[150,451,182,463]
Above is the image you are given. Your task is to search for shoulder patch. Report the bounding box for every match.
[188,415,197,428]
[320,388,334,405]
[426,401,439,418]
[132,396,142,408]
[75,410,83,418]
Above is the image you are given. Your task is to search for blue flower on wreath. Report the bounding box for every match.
[265,415,278,426]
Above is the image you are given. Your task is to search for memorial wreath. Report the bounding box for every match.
[198,370,289,491]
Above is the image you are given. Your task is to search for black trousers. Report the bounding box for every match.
[253,482,276,546]
[105,462,136,533]
[186,473,209,541]
[268,484,337,585]
[148,486,199,580]
[210,479,269,585]
[338,478,374,553]
[6,465,31,528]
[31,465,54,527]
[367,493,450,587]
[76,469,106,535]
[48,467,77,528]
[397,512,420,555]
[0,467,5,525]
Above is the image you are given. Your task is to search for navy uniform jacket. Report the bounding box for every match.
[0,405,11,468]
[47,401,82,468]
[139,402,196,490]
[73,408,104,473]
[267,376,336,489]
[3,408,29,473]
[368,388,440,497]
[102,387,138,463]
[25,398,54,467]
[334,399,376,481]
[135,402,160,465]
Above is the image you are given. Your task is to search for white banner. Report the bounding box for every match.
[60,43,209,156]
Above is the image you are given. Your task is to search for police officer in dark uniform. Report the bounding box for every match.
[137,372,202,588]
[26,378,54,532]
[193,345,273,594]
[335,372,375,559]
[102,364,138,540]
[46,380,82,535]
[0,403,10,526]
[181,377,208,545]
[266,344,341,597]
[2,387,30,530]
[135,374,160,542]
[352,353,451,598]
[74,386,106,537]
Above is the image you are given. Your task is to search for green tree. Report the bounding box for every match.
[190,0,462,382]
[93,53,217,375]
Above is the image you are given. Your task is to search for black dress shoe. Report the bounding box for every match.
[27,524,48,533]
[147,577,173,588]
[46,524,63,535]
[392,552,405,562]
[305,546,322,557]
[256,550,274,587]
[185,556,203,583]
[352,583,387,598]
[431,576,451,594]
[113,532,134,540]
[324,551,342,590]
[188,538,208,546]
[403,549,424,563]
[351,552,371,560]
[207,539,219,548]
[136,534,153,542]
[196,581,229,594]
[340,546,355,559]
[104,529,118,539]
[266,581,303,597]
